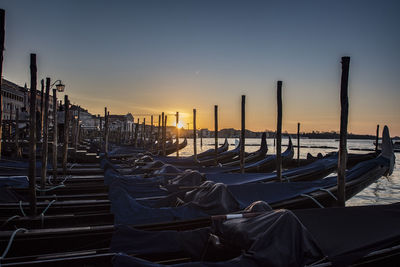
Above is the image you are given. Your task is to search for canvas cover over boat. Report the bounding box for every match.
[111,203,400,267]
[108,152,392,225]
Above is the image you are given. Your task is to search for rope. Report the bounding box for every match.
[35,184,65,192]
[47,173,71,187]
[40,200,56,228]
[318,188,338,200]
[60,175,72,184]
[41,200,56,215]
[300,194,325,208]
[0,228,27,262]
[18,201,26,217]
[282,175,291,182]
[306,256,329,266]
[68,163,77,170]
[0,215,20,229]
[47,174,54,185]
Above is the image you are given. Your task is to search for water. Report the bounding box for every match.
[177,137,399,206]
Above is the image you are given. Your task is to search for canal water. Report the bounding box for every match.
[177,137,399,206]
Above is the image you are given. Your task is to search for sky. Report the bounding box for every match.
[1,0,399,136]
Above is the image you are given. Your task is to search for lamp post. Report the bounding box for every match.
[51,80,65,93]
[50,79,65,182]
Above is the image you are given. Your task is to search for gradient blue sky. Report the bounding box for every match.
[1,0,399,135]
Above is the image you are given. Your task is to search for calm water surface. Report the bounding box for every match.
[177,138,399,206]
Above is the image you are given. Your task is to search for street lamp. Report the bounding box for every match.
[51,80,65,92]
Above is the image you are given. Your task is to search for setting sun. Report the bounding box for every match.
[177,122,184,129]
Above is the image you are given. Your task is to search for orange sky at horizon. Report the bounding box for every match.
[5,69,399,137]
[61,77,399,137]
[2,1,400,138]
[77,103,399,137]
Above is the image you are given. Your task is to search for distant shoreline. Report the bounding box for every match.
[178,129,399,140]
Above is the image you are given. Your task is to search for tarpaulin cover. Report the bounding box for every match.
[110,187,208,225]
[206,155,337,185]
[104,169,138,185]
[227,155,389,207]
[293,203,400,266]
[128,162,182,176]
[108,155,390,225]
[108,146,144,156]
[106,169,168,198]
[153,164,183,179]
[105,155,337,199]
[166,170,205,189]
[152,156,198,166]
[112,204,400,267]
[198,141,240,162]
[110,182,241,225]
[0,176,29,188]
[0,160,53,175]
[0,188,27,203]
[199,139,293,174]
[111,209,323,267]
[111,226,211,257]
[145,160,165,169]
[182,181,241,215]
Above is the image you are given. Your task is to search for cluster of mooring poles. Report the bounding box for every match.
[0,7,384,216]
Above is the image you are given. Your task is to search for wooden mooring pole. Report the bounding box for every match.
[0,9,5,158]
[375,124,379,152]
[52,89,57,181]
[240,95,245,174]
[9,104,13,139]
[104,107,107,152]
[134,118,139,147]
[71,113,76,151]
[142,118,146,148]
[29,53,37,216]
[161,112,165,155]
[214,105,218,163]
[150,115,154,148]
[40,79,44,141]
[176,111,179,158]
[200,129,203,147]
[41,78,50,192]
[62,95,69,179]
[157,114,161,148]
[163,115,167,156]
[276,81,283,182]
[193,109,197,160]
[104,108,109,155]
[15,108,20,158]
[75,106,80,150]
[297,122,300,164]
[337,56,350,207]
[130,121,134,144]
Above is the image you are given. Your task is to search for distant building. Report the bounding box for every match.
[70,105,101,130]
[200,128,210,137]
[108,113,134,131]
[1,79,55,123]
[1,79,25,120]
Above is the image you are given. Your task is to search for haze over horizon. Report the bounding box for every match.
[1,0,399,136]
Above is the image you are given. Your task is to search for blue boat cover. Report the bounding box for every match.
[111,203,400,267]
[206,155,337,185]
[107,155,389,225]
[0,176,29,188]
[111,209,323,267]
[0,160,53,171]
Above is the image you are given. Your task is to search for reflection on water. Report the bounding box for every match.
[176,138,399,206]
